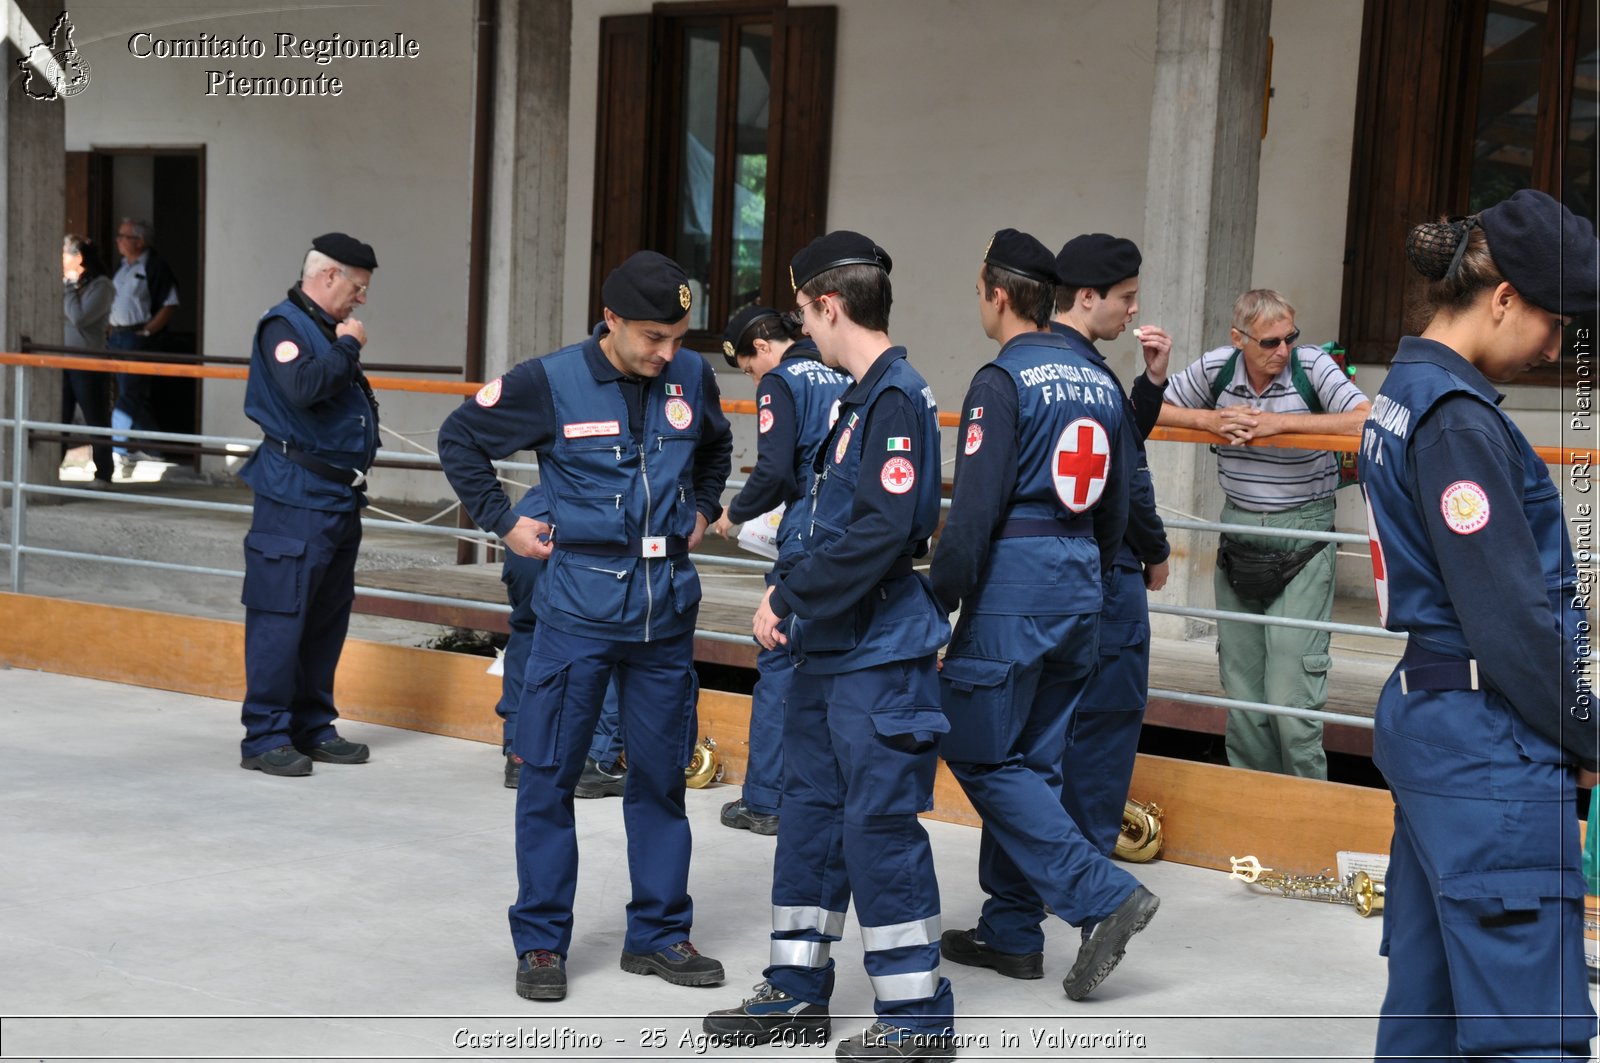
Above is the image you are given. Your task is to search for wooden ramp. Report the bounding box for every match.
[0,591,1394,876]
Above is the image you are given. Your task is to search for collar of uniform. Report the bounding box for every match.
[997,328,1071,360]
[582,321,629,383]
[781,338,823,364]
[843,346,909,401]
[1046,321,1106,366]
[288,284,339,330]
[1392,335,1503,406]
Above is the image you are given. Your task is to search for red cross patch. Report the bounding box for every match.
[759,409,774,434]
[880,457,915,494]
[964,423,983,456]
[1362,487,1389,627]
[1051,418,1110,512]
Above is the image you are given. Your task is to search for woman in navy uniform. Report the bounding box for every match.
[237,233,379,777]
[710,305,850,835]
[704,232,955,1062]
[438,251,733,1003]
[1359,189,1598,1060]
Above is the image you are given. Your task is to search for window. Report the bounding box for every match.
[1339,0,1594,377]
[590,1,836,351]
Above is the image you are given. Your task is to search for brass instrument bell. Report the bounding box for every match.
[685,736,721,788]
[1115,798,1164,863]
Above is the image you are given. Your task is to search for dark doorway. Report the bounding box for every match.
[65,147,205,466]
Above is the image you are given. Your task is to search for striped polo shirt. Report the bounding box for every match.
[1164,344,1368,512]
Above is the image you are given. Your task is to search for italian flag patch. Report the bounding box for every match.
[887,437,911,451]
[664,383,683,396]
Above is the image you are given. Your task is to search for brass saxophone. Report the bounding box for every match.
[1115,799,1164,863]
[1229,855,1385,917]
[685,736,722,788]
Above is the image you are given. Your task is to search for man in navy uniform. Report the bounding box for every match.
[1049,234,1170,856]
[704,232,956,1061]
[237,233,378,777]
[438,251,733,1003]
[708,305,850,834]
[931,229,1159,1003]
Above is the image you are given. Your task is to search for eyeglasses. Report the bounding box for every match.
[338,268,369,297]
[115,232,139,240]
[1237,327,1301,350]
[795,291,839,316]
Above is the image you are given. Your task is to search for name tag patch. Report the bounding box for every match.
[564,420,620,438]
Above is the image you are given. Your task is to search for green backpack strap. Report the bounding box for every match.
[1210,345,1324,414]
[1208,349,1240,404]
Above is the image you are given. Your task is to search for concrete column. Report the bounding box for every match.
[3,0,68,542]
[1140,0,1272,639]
[482,0,571,381]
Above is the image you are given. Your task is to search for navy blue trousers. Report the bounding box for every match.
[741,644,792,814]
[765,658,954,1034]
[944,612,1139,952]
[239,497,361,758]
[509,625,698,957]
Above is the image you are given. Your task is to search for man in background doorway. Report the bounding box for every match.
[107,217,179,476]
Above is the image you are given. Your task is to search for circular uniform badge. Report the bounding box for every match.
[1440,480,1490,535]
[475,378,503,408]
[665,397,693,430]
[881,457,915,494]
[1051,417,1111,512]
[964,422,983,456]
[834,426,853,464]
[273,340,300,364]
[759,408,774,434]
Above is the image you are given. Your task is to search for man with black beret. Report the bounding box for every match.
[708,304,849,836]
[237,233,380,778]
[438,250,732,1003]
[1046,233,1171,862]
[931,229,1157,1003]
[704,231,956,1060]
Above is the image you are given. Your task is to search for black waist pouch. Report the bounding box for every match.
[1217,535,1327,603]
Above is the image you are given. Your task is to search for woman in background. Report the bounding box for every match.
[61,234,115,486]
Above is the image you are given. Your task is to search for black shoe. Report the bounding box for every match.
[515,949,567,1001]
[720,798,779,836]
[306,737,369,764]
[1062,885,1160,1000]
[240,745,313,776]
[834,1021,954,1062]
[703,980,831,1045]
[620,940,725,986]
[575,756,625,798]
[940,927,1042,979]
[504,752,523,789]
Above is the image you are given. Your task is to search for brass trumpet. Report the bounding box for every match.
[1115,799,1164,863]
[1228,855,1385,917]
[685,736,722,788]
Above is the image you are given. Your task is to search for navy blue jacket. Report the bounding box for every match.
[239,289,378,512]
[1359,336,1596,769]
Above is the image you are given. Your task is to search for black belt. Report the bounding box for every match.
[1398,644,1480,694]
[263,436,367,488]
[107,323,146,334]
[995,516,1093,539]
[559,537,688,560]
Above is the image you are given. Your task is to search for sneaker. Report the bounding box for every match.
[620,940,725,986]
[834,1021,954,1062]
[305,736,370,764]
[504,752,523,789]
[240,745,313,777]
[720,798,779,836]
[515,949,566,1001]
[939,927,1042,979]
[703,980,831,1045]
[114,455,137,480]
[82,478,115,491]
[1062,884,1160,1000]
[575,756,625,798]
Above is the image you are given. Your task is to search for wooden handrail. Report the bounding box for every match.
[3,352,1582,464]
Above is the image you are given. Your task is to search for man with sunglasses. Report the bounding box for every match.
[1148,289,1369,778]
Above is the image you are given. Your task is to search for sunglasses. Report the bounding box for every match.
[1237,327,1301,350]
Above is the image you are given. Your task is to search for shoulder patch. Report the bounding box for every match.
[475,378,502,408]
[1440,480,1490,535]
[759,393,772,407]
[964,423,983,456]
[273,340,299,364]
[880,457,915,494]
[758,408,774,434]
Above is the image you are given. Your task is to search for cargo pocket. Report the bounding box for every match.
[513,656,571,769]
[789,612,861,656]
[1438,867,1582,931]
[241,532,306,614]
[1299,652,1333,705]
[938,655,1017,764]
[548,553,633,622]
[669,559,702,615]
[862,706,951,815]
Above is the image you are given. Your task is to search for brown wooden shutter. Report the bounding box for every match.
[589,14,655,324]
[763,4,835,304]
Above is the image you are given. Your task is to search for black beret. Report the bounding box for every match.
[312,232,377,271]
[790,230,892,293]
[602,251,693,323]
[1480,189,1599,315]
[721,305,784,367]
[1055,233,1141,289]
[984,228,1060,286]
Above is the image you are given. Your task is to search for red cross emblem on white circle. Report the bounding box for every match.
[1051,418,1110,512]
[880,456,915,494]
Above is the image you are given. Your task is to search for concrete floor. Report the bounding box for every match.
[0,668,1408,1062]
